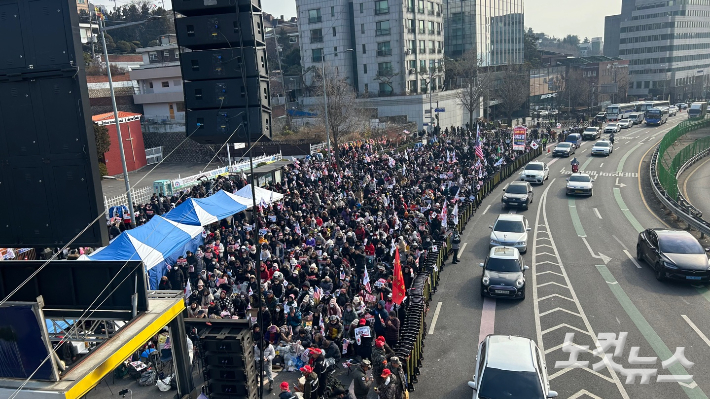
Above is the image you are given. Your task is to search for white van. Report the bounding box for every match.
[627,113,644,125]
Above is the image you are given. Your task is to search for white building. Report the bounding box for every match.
[618,0,710,101]
[129,35,185,127]
[296,0,445,96]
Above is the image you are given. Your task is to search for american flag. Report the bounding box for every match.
[475,124,485,160]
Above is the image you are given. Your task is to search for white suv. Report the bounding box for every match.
[468,335,558,399]
[519,161,549,184]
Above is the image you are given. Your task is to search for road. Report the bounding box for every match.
[679,151,710,221]
[416,116,710,399]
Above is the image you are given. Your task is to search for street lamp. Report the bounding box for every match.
[319,49,353,156]
[98,15,162,227]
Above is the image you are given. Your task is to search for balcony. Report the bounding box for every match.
[376,29,390,36]
[377,49,392,56]
[375,6,389,15]
[308,16,321,23]
[311,36,323,43]
[418,48,426,54]
[378,68,393,76]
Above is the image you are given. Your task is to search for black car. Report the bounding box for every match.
[502,182,534,210]
[480,247,529,299]
[637,228,710,282]
[552,142,575,157]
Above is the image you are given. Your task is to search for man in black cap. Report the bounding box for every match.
[352,359,373,399]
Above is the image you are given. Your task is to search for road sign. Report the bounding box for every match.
[435,107,446,112]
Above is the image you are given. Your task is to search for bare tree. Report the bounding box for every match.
[448,50,491,129]
[561,68,591,111]
[495,62,529,125]
[314,65,360,169]
[374,67,399,96]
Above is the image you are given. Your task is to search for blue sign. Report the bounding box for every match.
[423,123,429,126]
[435,107,446,112]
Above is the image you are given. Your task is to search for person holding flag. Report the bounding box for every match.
[475,123,485,160]
[391,248,406,305]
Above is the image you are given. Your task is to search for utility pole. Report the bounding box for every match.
[429,68,434,133]
[322,60,331,155]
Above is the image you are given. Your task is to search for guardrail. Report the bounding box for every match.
[394,146,543,392]
[650,117,710,238]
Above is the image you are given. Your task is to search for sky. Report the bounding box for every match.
[258,0,620,40]
[90,0,620,39]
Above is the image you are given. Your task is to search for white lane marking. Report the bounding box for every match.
[482,204,491,215]
[681,315,710,349]
[600,163,604,168]
[593,208,602,219]
[548,158,559,166]
[612,235,628,251]
[623,250,642,268]
[428,302,443,334]
[459,242,468,255]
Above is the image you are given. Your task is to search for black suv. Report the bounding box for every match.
[501,182,534,210]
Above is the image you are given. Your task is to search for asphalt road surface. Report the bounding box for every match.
[416,116,710,399]
[679,151,710,222]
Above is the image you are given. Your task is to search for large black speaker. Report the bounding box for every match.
[175,13,265,49]
[184,77,270,110]
[198,324,258,399]
[172,0,271,145]
[180,47,268,81]
[0,0,107,247]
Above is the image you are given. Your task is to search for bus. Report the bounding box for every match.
[688,102,708,119]
[638,101,670,114]
[606,103,636,121]
[645,108,669,126]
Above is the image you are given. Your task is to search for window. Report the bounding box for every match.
[421,79,428,92]
[418,20,425,34]
[308,9,322,23]
[378,61,392,75]
[427,1,434,14]
[161,81,169,87]
[334,46,338,56]
[148,81,154,88]
[362,44,366,54]
[331,6,335,16]
[312,48,324,62]
[376,20,390,36]
[418,40,425,53]
[163,50,170,58]
[419,59,426,72]
[149,52,158,61]
[408,60,416,69]
[409,40,416,53]
[429,40,435,53]
[360,3,363,13]
[364,83,369,93]
[332,27,337,36]
[379,82,393,95]
[428,21,434,34]
[363,64,368,74]
[361,24,365,34]
[375,0,389,14]
[311,28,323,43]
[377,41,392,56]
[174,50,180,59]
[407,19,415,33]
[409,80,418,92]
[417,0,424,13]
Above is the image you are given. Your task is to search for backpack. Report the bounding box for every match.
[138,369,156,386]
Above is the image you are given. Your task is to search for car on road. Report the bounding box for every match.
[502,181,534,210]
[468,335,557,398]
[519,161,549,184]
[676,103,688,110]
[566,133,582,148]
[582,127,601,140]
[618,119,633,129]
[668,106,678,116]
[479,247,529,299]
[591,140,613,156]
[595,112,607,123]
[566,173,594,196]
[636,228,710,282]
[552,142,575,157]
[489,214,531,254]
[628,112,644,125]
[604,123,621,133]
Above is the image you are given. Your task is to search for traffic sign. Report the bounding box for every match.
[435,107,446,112]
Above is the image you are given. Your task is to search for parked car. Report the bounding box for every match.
[637,228,710,282]
[468,335,557,398]
[618,119,633,129]
[604,123,621,133]
[566,133,582,148]
[582,127,601,140]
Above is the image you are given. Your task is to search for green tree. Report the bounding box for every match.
[524,28,542,69]
[562,34,580,48]
[94,124,111,160]
[116,40,133,53]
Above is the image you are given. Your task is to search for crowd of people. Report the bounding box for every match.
[104,123,539,398]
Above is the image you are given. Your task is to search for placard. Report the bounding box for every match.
[513,126,527,151]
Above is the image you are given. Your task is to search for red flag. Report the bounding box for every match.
[392,248,406,305]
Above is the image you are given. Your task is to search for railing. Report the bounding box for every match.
[417,7,424,13]
[428,48,435,54]
[311,36,323,43]
[651,117,710,237]
[145,146,163,165]
[308,16,321,23]
[310,142,327,154]
[375,6,389,14]
[376,28,390,36]
[377,49,392,56]
[427,9,434,15]
[105,186,152,211]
